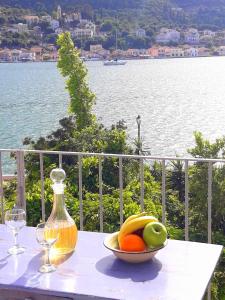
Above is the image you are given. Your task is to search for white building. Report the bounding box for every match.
[16,23,29,33]
[65,12,81,23]
[41,15,52,23]
[19,51,36,61]
[184,28,200,45]
[202,30,215,37]
[11,49,22,62]
[81,21,96,35]
[216,46,225,56]
[50,20,60,30]
[169,47,185,57]
[72,28,94,38]
[79,19,90,26]
[126,48,149,57]
[184,47,198,57]
[73,12,81,21]
[156,28,180,44]
[55,28,63,34]
[136,28,146,38]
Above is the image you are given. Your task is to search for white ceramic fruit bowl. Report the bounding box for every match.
[104,231,167,264]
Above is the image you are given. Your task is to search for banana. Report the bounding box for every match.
[121,212,147,229]
[118,215,158,248]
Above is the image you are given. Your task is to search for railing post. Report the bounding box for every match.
[0,152,4,223]
[207,162,213,300]
[99,157,103,232]
[208,162,212,244]
[162,159,166,225]
[78,155,83,231]
[185,160,189,241]
[140,158,144,212]
[16,151,26,211]
[119,157,123,226]
[40,153,45,221]
[59,153,62,168]
[207,284,211,300]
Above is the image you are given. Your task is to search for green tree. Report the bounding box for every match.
[57,32,96,130]
[186,132,225,300]
[188,131,225,159]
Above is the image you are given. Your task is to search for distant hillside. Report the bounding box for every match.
[0,0,140,11]
[173,0,225,9]
[2,0,225,49]
[2,0,225,11]
[1,0,225,31]
[172,0,225,29]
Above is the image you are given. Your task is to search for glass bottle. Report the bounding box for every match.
[47,168,78,255]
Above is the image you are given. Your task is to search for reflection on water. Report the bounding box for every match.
[1,57,225,172]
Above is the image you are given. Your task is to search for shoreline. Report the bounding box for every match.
[0,60,57,63]
[0,55,223,64]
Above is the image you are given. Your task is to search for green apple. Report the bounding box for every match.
[143,221,167,248]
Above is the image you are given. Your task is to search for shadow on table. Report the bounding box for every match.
[12,250,74,287]
[0,253,11,270]
[95,255,162,282]
[12,252,44,287]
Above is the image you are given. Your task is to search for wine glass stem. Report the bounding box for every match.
[45,247,51,265]
[13,232,19,248]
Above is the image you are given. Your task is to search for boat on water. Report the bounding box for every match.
[81,57,103,62]
[103,59,127,66]
[103,18,127,66]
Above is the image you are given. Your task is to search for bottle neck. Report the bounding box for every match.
[53,193,65,211]
[48,186,74,225]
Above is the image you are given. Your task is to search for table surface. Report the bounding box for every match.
[0,225,223,300]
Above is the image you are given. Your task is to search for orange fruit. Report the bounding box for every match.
[120,234,146,252]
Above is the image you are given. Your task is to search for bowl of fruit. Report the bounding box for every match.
[104,213,167,263]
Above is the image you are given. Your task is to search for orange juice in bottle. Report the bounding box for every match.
[47,168,78,255]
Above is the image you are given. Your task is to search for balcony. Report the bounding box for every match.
[0,148,224,299]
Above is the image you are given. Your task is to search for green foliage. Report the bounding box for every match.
[0,6,30,23]
[0,31,37,48]
[57,32,96,130]
[188,131,225,158]
[187,131,225,238]
[187,132,225,300]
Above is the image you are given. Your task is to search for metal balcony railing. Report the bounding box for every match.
[0,148,223,242]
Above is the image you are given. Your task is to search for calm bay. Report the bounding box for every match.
[1,57,225,172]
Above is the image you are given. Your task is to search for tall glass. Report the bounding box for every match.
[36,222,59,273]
[5,208,26,254]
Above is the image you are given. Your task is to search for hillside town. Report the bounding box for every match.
[1,5,225,62]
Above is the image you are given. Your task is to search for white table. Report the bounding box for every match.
[0,225,223,300]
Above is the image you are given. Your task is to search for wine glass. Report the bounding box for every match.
[36,222,59,273]
[5,208,26,254]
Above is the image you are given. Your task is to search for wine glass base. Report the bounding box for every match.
[39,264,56,273]
[8,246,25,255]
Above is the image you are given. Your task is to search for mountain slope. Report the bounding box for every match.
[1,0,225,41]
